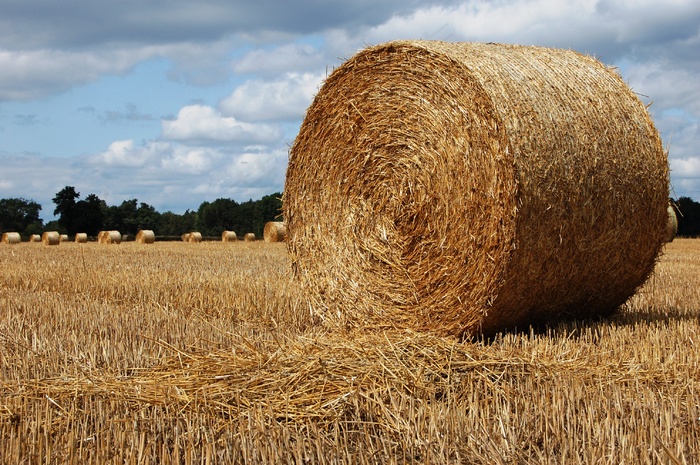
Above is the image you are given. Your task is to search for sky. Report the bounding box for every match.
[1,0,698,221]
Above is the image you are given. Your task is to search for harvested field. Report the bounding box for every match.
[0,239,698,464]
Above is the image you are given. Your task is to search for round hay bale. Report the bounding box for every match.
[284,40,670,337]
[222,230,238,242]
[244,233,256,242]
[187,232,202,243]
[2,232,21,244]
[59,234,69,242]
[29,234,41,243]
[181,233,191,242]
[666,205,678,242]
[263,222,287,242]
[102,230,122,244]
[136,229,155,244]
[75,233,88,243]
[41,231,60,246]
[97,231,107,243]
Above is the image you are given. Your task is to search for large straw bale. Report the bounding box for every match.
[1,232,21,244]
[666,205,678,242]
[41,231,60,246]
[222,230,238,242]
[136,229,156,244]
[187,232,202,243]
[284,40,670,337]
[263,222,287,242]
[244,232,256,242]
[101,230,122,244]
[75,233,88,243]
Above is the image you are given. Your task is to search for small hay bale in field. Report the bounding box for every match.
[59,234,69,242]
[666,205,678,242]
[41,231,60,246]
[2,232,21,244]
[97,231,107,243]
[29,234,41,243]
[222,230,238,242]
[187,232,202,243]
[181,233,191,242]
[284,40,670,337]
[263,221,287,242]
[75,233,88,243]
[244,232,256,242]
[136,229,155,244]
[101,230,122,244]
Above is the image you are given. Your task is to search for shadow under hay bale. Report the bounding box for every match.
[284,40,670,338]
[263,222,287,242]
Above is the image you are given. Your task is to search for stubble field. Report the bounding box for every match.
[1,239,698,464]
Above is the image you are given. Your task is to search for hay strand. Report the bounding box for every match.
[136,229,156,244]
[1,232,21,244]
[222,230,238,242]
[263,222,287,242]
[244,233,256,242]
[74,233,88,243]
[41,231,60,246]
[284,40,669,337]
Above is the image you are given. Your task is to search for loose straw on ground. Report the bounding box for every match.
[284,40,670,337]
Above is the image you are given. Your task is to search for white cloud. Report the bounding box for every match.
[162,104,281,143]
[671,157,700,178]
[232,43,324,76]
[219,72,323,122]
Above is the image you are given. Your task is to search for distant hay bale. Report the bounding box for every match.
[97,231,107,243]
[187,232,202,243]
[181,233,191,242]
[2,232,21,244]
[666,205,678,242]
[222,230,238,242]
[41,231,60,246]
[101,230,122,244]
[136,229,155,244]
[29,234,41,243]
[263,222,287,242]
[75,233,88,243]
[284,40,670,337]
[244,233,256,242]
[60,234,69,242]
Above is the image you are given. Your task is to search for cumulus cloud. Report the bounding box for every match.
[232,43,325,76]
[162,105,281,143]
[219,72,323,122]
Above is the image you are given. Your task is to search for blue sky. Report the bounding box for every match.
[1,0,698,221]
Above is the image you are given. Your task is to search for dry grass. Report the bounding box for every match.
[0,239,698,464]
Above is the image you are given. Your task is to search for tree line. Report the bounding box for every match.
[2,189,700,239]
[1,186,282,239]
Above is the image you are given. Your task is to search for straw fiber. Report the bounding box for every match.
[264,221,287,242]
[136,229,156,244]
[284,41,669,337]
[1,232,21,244]
[41,231,60,246]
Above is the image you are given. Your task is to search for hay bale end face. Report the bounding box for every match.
[284,40,670,337]
[244,233,256,242]
[41,231,60,246]
[2,232,21,244]
[222,230,237,242]
[263,222,287,242]
[75,233,88,243]
[136,229,156,244]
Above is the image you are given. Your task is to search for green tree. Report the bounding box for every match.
[52,186,80,234]
[74,194,106,237]
[675,197,700,237]
[0,197,43,235]
[197,198,239,236]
